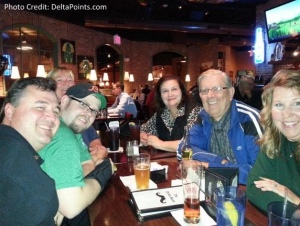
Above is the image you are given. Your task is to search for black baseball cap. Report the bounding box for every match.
[66,83,107,109]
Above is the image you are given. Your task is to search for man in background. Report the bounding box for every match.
[141,83,151,105]
[0,77,60,225]
[108,81,137,118]
[234,74,262,109]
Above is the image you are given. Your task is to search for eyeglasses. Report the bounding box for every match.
[69,96,99,116]
[199,86,228,95]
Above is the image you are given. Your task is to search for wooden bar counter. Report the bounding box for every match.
[88,154,268,226]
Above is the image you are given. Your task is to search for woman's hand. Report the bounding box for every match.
[140,132,149,146]
[254,177,300,205]
[146,135,163,149]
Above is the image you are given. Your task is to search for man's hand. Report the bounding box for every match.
[90,145,108,165]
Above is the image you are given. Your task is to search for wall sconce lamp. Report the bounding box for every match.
[185,74,191,82]
[23,72,29,78]
[36,65,46,77]
[148,73,153,81]
[11,66,20,79]
[129,74,134,82]
[124,71,130,81]
[103,72,109,81]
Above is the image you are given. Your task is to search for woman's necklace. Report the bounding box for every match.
[282,139,297,159]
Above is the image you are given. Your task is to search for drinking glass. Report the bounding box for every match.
[133,153,150,190]
[268,201,300,226]
[181,160,203,224]
[215,186,246,226]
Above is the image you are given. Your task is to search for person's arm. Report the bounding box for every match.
[247,151,300,212]
[145,135,178,152]
[81,159,95,176]
[83,126,108,163]
[57,158,113,218]
[108,93,127,115]
[57,179,100,218]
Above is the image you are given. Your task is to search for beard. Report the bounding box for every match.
[68,116,90,134]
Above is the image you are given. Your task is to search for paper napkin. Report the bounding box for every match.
[120,175,157,192]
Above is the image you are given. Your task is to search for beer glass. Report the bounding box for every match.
[133,153,150,190]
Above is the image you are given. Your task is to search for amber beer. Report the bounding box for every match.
[184,197,200,223]
[134,163,150,189]
[133,153,150,190]
[182,160,202,224]
[182,148,193,160]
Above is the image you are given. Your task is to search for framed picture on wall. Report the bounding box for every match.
[61,39,76,64]
[200,61,213,73]
[77,55,94,80]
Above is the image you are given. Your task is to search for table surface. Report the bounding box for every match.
[88,154,268,226]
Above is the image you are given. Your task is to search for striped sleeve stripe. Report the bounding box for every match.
[236,102,260,117]
[236,103,263,138]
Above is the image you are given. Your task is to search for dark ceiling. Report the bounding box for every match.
[7,0,269,46]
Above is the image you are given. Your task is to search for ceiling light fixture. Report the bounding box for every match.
[16,33,33,51]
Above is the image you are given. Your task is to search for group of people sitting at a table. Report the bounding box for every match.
[1,51,300,225]
[140,68,300,215]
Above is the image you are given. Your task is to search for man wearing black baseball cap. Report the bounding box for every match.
[39,83,113,225]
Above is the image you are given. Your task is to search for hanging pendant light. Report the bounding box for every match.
[148,73,153,81]
[124,71,130,81]
[103,72,109,81]
[89,69,97,81]
[185,74,191,82]
[36,65,46,77]
[129,74,134,82]
[11,66,20,79]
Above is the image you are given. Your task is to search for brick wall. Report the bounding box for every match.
[1,5,254,95]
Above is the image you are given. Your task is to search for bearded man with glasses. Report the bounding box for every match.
[177,69,263,185]
[39,83,114,226]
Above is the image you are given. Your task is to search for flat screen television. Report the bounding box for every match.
[265,0,300,43]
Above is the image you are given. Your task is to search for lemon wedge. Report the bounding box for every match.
[224,201,238,226]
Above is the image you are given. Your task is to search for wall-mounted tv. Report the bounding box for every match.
[265,0,300,44]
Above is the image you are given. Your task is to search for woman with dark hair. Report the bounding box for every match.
[140,75,202,152]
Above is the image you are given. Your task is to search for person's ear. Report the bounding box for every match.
[60,95,70,109]
[4,103,15,121]
[229,87,235,99]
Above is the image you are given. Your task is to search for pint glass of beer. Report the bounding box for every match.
[133,153,150,190]
[181,160,203,224]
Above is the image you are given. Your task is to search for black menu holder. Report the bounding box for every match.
[203,167,239,218]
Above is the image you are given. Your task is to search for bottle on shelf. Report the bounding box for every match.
[181,126,193,160]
